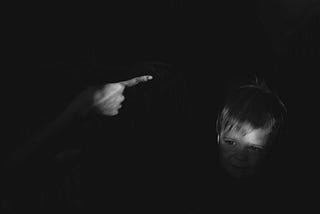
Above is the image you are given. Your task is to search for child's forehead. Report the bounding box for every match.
[227,123,255,135]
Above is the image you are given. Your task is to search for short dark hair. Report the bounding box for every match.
[216,79,287,142]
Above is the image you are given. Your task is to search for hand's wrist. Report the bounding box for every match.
[58,109,77,125]
[31,112,75,144]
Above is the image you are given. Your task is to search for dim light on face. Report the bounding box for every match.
[218,123,271,178]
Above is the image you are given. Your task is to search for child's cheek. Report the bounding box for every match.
[219,144,237,159]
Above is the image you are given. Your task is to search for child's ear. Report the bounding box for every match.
[217,135,220,144]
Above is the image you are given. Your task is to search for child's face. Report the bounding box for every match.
[218,123,271,178]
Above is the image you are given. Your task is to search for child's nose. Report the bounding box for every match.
[235,149,249,162]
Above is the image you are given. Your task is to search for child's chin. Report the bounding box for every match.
[226,165,254,179]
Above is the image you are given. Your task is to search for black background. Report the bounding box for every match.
[3,1,320,213]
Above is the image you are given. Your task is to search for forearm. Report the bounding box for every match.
[32,111,75,143]
[5,112,76,168]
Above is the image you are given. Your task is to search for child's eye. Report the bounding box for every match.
[225,140,236,146]
[249,146,263,152]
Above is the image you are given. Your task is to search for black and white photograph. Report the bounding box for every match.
[2,1,320,213]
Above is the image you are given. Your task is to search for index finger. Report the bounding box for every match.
[120,75,153,87]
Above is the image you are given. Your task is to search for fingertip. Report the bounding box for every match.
[139,75,153,82]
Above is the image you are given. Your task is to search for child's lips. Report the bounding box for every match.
[231,164,249,169]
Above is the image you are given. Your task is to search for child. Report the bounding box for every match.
[216,79,287,178]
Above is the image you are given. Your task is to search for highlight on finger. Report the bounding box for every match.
[121,75,153,87]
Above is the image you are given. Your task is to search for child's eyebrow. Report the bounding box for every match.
[222,134,241,141]
[250,144,265,149]
[223,136,236,141]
